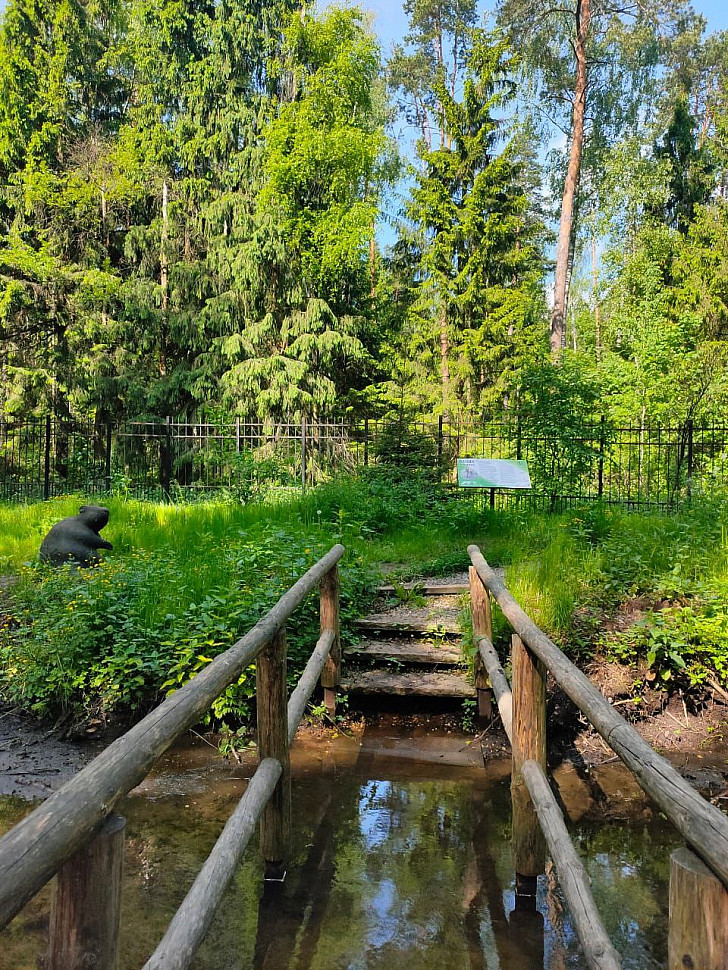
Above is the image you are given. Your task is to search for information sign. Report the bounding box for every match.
[457,458,531,489]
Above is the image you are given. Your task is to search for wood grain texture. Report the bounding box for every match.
[345,639,461,664]
[468,543,728,891]
[511,633,546,879]
[48,814,126,970]
[354,617,460,634]
[0,543,345,931]
[320,565,341,693]
[470,565,493,717]
[668,847,728,970]
[288,629,335,744]
[476,634,513,741]
[143,759,281,970]
[522,761,622,970]
[342,670,475,698]
[256,628,290,877]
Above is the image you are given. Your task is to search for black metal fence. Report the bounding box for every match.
[1,413,725,508]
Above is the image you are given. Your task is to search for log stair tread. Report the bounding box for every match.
[376,583,469,596]
[342,670,475,699]
[354,616,460,635]
[345,638,462,665]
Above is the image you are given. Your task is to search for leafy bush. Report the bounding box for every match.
[0,527,372,723]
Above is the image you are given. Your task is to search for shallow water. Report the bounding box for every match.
[0,723,680,969]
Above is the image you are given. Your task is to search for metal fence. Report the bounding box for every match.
[1,413,726,507]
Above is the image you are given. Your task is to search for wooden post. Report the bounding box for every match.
[320,565,341,717]
[48,814,125,970]
[669,846,728,970]
[256,628,290,881]
[469,566,492,719]
[511,633,546,897]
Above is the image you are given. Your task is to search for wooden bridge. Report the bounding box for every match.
[0,542,727,968]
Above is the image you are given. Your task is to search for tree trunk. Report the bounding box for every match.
[591,230,601,361]
[160,179,169,376]
[440,301,450,413]
[551,0,590,356]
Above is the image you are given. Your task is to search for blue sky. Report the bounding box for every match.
[358,0,728,48]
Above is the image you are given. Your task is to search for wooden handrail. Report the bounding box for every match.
[521,761,621,970]
[142,758,282,970]
[144,626,338,970]
[0,543,345,929]
[471,603,618,967]
[468,543,728,891]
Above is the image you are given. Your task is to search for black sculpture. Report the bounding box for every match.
[39,505,113,567]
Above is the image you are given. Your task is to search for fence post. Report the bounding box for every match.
[44,414,51,501]
[301,415,307,494]
[364,417,369,467]
[437,415,443,483]
[320,564,341,717]
[105,424,112,494]
[159,416,173,500]
[469,566,492,719]
[235,416,241,454]
[598,415,605,499]
[47,814,125,970]
[256,627,290,881]
[511,632,546,902]
[669,846,728,970]
[687,418,694,500]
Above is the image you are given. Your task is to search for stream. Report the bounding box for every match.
[0,719,688,969]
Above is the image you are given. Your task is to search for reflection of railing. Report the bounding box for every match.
[468,543,728,970]
[0,545,344,970]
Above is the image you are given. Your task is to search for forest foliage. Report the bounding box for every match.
[1,0,728,433]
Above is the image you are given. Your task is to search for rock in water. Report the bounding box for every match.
[39,505,113,567]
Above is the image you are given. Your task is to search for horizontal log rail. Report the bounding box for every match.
[473,620,618,969]
[0,543,345,953]
[468,543,728,891]
[143,626,339,970]
[469,543,728,970]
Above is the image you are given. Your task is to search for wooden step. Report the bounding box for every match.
[354,616,460,635]
[376,583,469,596]
[345,638,462,665]
[342,670,475,699]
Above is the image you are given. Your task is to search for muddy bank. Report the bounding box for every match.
[1,706,727,820]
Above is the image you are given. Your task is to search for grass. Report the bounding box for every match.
[2,472,728,723]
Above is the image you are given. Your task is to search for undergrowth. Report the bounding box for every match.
[2,472,728,724]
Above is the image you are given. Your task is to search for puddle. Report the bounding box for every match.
[0,722,680,969]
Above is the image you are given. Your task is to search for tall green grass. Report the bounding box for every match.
[2,476,728,721]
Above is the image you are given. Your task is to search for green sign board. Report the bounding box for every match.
[457,458,531,489]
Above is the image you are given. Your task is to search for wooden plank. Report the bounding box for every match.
[143,759,281,970]
[470,565,493,718]
[376,584,469,596]
[288,630,335,743]
[522,761,622,970]
[0,543,346,930]
[354,617,460,635]
[320,564,341,716]
[668,847,728,970]
[476,634,513,741]
[468,543,728,891]
[47,814,125,970]
[342,670,475,698]
[256,628,290,880]
[511,633,546,886]
[345,639,461,664]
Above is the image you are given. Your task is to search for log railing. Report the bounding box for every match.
[0,544,345,970]
[468,543,728,970]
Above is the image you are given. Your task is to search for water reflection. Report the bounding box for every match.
[0,728,678,970]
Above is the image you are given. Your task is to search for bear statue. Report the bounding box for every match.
[39,505,113,567]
